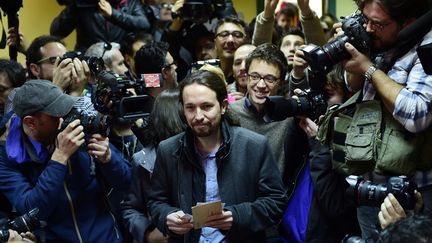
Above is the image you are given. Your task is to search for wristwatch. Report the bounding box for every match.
[364,65,377,82]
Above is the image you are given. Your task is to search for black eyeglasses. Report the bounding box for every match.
[247,73,279,86]
[216,31,245,40]
[36,56,58,65]
[101,42,112,59]
[163,60,177,69]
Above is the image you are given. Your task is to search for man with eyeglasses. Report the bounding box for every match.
[26,35,89,97]
[331,0,432,239]
[214,16,247,84]
[230,44,306,188]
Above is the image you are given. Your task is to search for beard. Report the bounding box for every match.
[191,124,213,137]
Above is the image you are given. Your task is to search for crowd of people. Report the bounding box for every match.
[0,0,431,242]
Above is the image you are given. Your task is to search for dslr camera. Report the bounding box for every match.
[301,12,372,74]
[346,175,417,210]
[93,71,153,121]
[264,12,372,121]
[60,51,105,76]
[172,0,226,22]
[0,208,40,243]
[61,106,111,136]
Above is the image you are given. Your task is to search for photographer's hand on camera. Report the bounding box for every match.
[51,119,85,165]
[87,134,112,164]
[69,59,90,96]
[52,57,74,92]
[6,230,36,243]
[291,48,308,79]
[98,0,113,18]
[169,0,185,31]
[378,190,423,229]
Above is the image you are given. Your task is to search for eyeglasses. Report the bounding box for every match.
[163,60,177,69]
[36,56,58,65]
[248,73,279,86]
[361,14,391,31]
[216,31,245,40]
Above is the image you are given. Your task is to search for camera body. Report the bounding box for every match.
[172,0,226,22]
[93,71,153,121]
[0,208,40,243]
[60,51,105,76]
[346,175,417,210]
[61,107,111,136]
[302,12,371,74]
[265,89,327,122]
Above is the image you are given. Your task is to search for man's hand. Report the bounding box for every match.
[166,211,194,235]
[291,48,308,79]
[298,117,318,138]
[413,190,423,213]
[378,193,406,229]
[204,210,233,231]
[87,134,112,163]
[98,0,113,17]
[53,57,74,92]
[297,0,312,17]
[229,91,245,101]
[52,119,85,165]
[7,27,28,55]
[145,227,169,243]
[263,0,279,20]
[342,42,373,75]
[69,59,90,96]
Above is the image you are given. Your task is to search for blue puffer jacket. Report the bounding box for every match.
[0,117,132,243]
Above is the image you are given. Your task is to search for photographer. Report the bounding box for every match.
[26,35,90,97]
[329,0,432,238]
[293,116,424,242]
[340,0,432,133]
[0,80,131,242]
[51,0,150,52]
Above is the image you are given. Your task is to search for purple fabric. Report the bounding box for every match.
[280,162,313,243]
[6,115,49,164]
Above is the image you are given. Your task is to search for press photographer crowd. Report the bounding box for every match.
[0,0,431,242]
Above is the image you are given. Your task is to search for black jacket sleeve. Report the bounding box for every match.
[50,5,78,38]
[120,161,154,243]
[308,138,356,217]
[108,0,150,32]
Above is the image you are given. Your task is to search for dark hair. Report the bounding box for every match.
[180,69,227,105]
[245,43,289,81]
[355,0,429,24]
[134,41,169,75]
[277,2,299,19]
[26,35,65,78]
[140,89,187,146]
[185,24,215,54]
[215,16,246,34]
[278,27,305,48]
[377,214,432,243]
[0,59,26,88]
[180,70,239,126]
[120,31,154,57]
